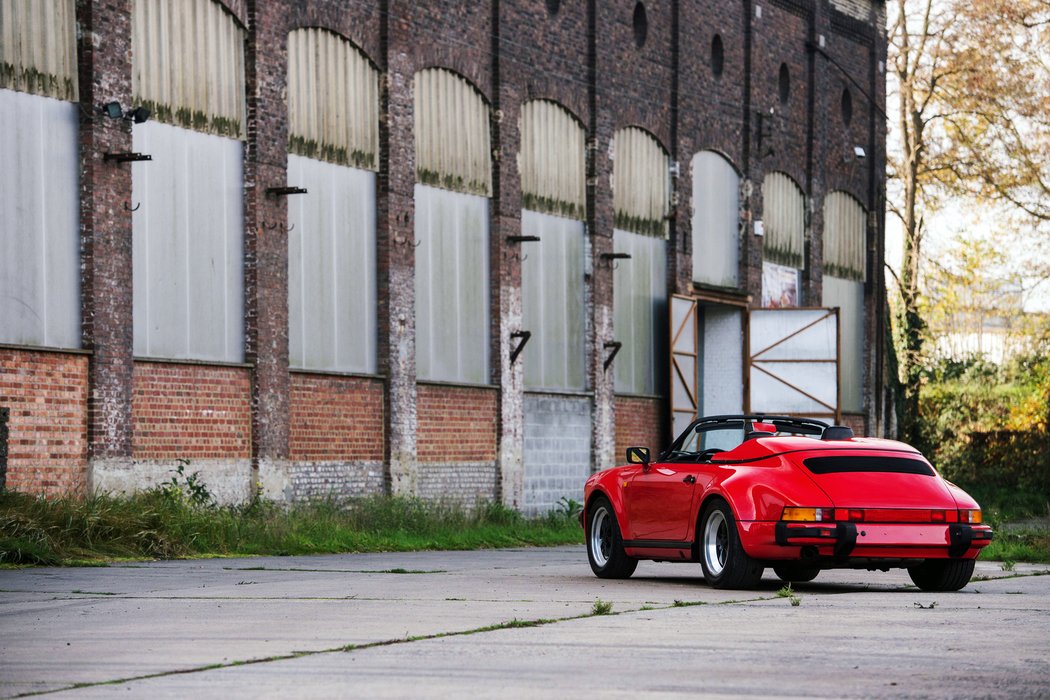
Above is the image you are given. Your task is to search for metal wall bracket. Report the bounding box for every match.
[510,330,532,363]
[506,235,541,244]
[600,252,631,268]
[266,186,308,197]
[104,152,152,163]
[603,341,622,371]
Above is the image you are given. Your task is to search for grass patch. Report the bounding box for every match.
[979,529,1050,564]
[591,599,613,615]
[0,490,583,566]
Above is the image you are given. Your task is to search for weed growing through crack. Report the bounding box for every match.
[1001,559,1016,572]
[777,584,794,598]
[592,599,613,615]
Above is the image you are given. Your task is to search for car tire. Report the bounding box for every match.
[586,496,638,579]
[908,558,976,592]
[773,565,820,583]
[699,499,764,589]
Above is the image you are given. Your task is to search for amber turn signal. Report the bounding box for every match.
[781,507,834,522]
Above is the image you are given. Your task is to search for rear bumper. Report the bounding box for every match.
[741,521,994,561]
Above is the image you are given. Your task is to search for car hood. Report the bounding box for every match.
[790,451,957,509]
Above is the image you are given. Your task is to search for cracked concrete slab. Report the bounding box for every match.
[1,548,1047,698]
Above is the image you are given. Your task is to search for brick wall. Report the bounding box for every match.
[289,374,384,461]
[132,362,251,460]
[415,383,499,503]
[287,373,386,500]
[416,384,498,464]
[0,349,88,496]
[840,412,868,438]
[615,395,664,464]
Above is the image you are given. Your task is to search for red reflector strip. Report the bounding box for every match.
[834,509,955,523]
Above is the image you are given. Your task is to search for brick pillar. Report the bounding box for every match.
[78,0,135,492]
[245,1,291,498]
[494,35,525,509]
[589,0,616,472]
[383,34,419,496]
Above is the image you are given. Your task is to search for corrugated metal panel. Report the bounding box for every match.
[414,69,491,196]
[287,28,379,171]
[612,128,670,238]
[132,0,246,138]
[823,276,864,413]
[763,172,805,269]
[823,191,867,281]
[132,121,244,362]
[521,210,585,390]
[415,184,490,383]
[0,90,79,347]
[0,0,78,100]
[288,155,377,372]
[691,151,740,287]
[519,100,585,220]
[613,229,667,395]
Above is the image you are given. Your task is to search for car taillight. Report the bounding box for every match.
[959,509,982,524]
[781,507,834,522]
[833,509,865,522]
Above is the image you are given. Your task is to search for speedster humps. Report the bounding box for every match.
[582,415,993,591]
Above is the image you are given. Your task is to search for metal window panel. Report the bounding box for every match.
[612,127,670,238]
[763,171,805,269]
[0,89,79,347]
[613,229,667,395]
[748,308,839,417]
[518,101,585,219]
[287,154,377,373]
[287,28,379,170]
[132,0,246,138]
[415,184,490,384]
[132,121,244,362]
[521,210,585,391]
[823,191,866,282]
[691,151,740,287]
[0,0,78,101]
[823,276,864,412]
[414,69,491,196]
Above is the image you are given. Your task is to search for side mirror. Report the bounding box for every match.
[626,446,651,465]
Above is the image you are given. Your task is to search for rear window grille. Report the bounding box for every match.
[802,456,934,476]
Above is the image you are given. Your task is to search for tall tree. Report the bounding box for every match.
[887,0,1050,443]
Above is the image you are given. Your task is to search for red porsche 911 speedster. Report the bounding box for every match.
[582,415,993,591]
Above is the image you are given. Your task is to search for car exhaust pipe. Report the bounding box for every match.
[801,545,819,562]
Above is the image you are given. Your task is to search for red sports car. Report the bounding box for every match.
[583,415,993,591]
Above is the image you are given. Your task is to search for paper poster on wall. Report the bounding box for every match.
[762,261,800,308]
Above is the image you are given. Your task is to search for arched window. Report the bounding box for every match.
[414,69,492,383]
[761,172,805,308]
[691,151,740,288]
[823,191,867,412]
[612,127,670,395]
[131,0,247,361]
[519,100,586,391]
[286,28,379,373]
[0,0,80,348]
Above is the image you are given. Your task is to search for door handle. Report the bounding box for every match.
[683,475,696,484]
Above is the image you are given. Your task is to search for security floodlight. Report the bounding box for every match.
[853,145,866,159]
[101,101,123,119]
[125,106,151,124]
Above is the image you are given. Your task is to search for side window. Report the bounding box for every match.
[668,421,744,458]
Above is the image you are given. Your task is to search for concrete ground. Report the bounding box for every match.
[1,548,1048,698]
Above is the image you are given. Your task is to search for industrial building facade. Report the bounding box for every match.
[0,0,890,513]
